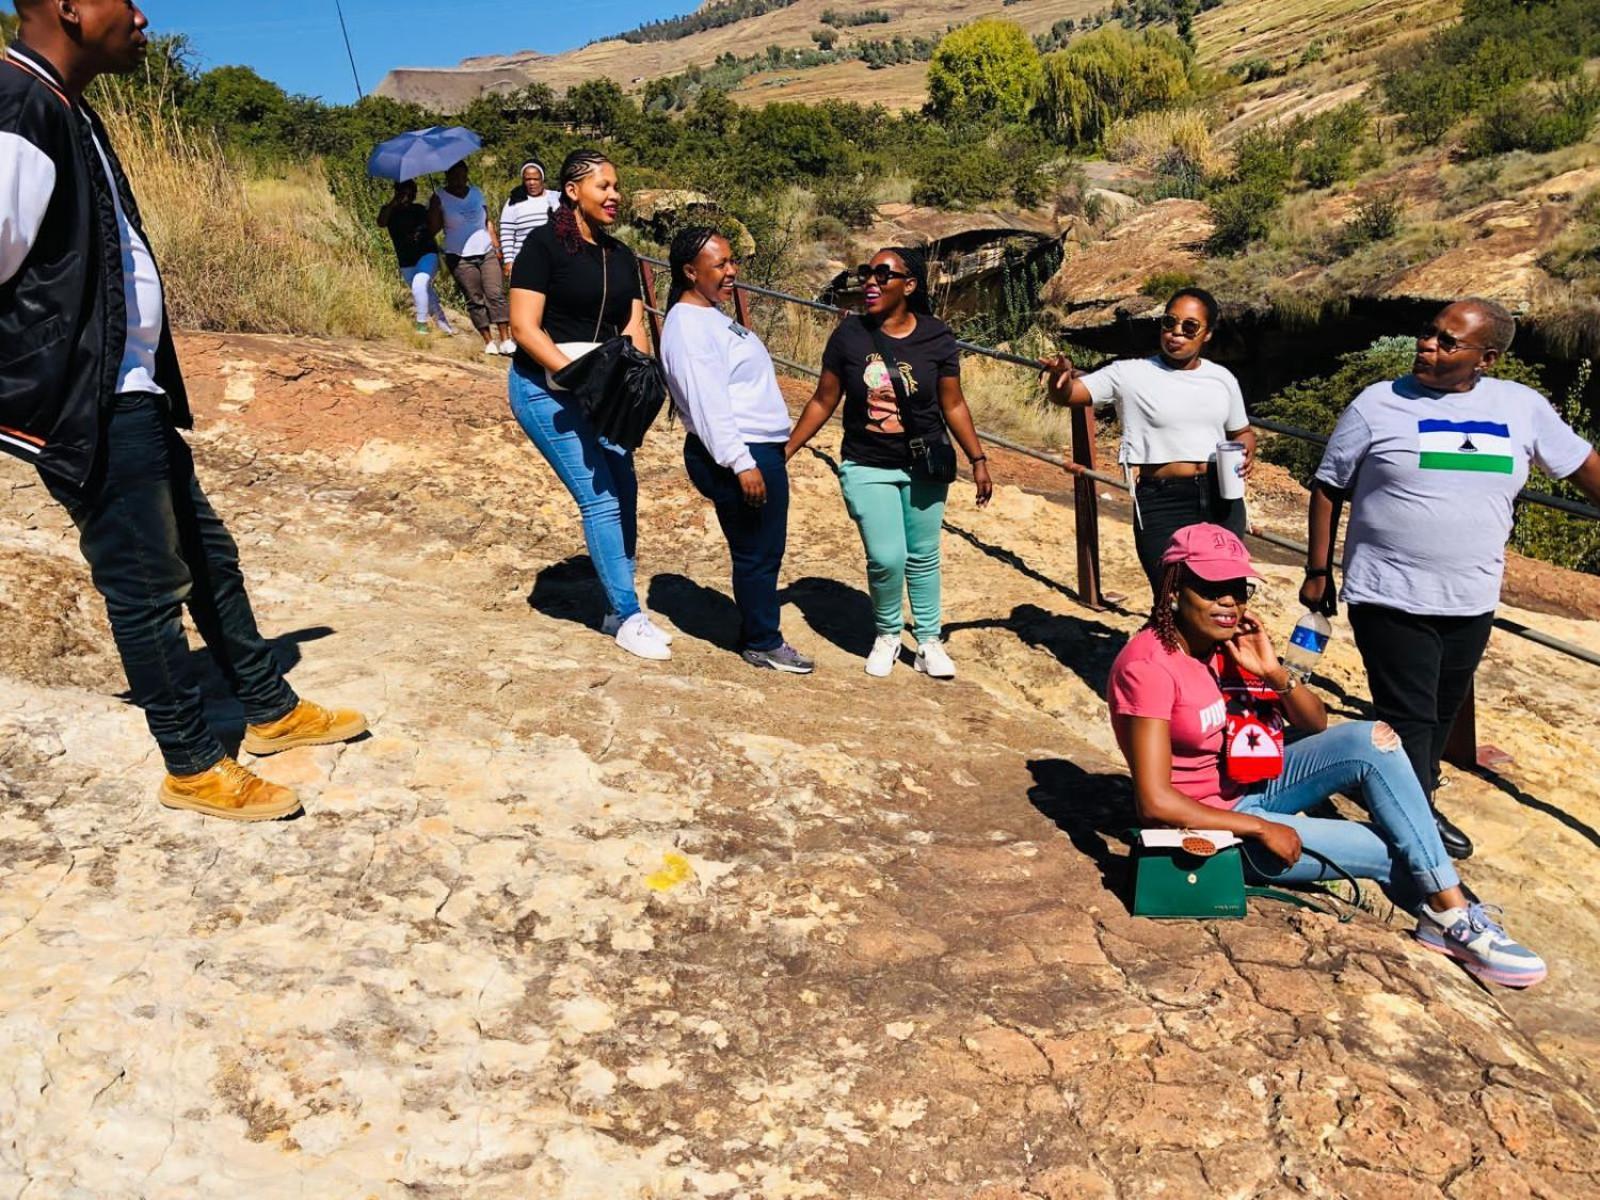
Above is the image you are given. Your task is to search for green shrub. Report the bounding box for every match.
[1511,360,1600,575]
[1140,269,1198,298]
[1463,77,1600,158]
[1297,102,1370,189]
[816,175,878,228]
[1339,187,1405,252]
[1034,26,1193,147]
[926,19,1045,125]
[1205,125,1293,254]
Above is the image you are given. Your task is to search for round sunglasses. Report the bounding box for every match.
[1160,314,1206,338]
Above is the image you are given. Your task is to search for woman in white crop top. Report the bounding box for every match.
[1043,287,1256,592]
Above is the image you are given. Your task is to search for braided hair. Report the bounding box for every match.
[884,245,934,316]
[667,225,720,312]
[551,148,613,254]
[1146,562,1187,654]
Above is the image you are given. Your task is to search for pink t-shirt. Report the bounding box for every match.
[1107,628,1238,809]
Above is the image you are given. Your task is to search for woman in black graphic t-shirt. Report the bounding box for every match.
[786,247,992,680]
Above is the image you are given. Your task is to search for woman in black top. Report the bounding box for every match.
[505,150,667,660]
[376,180,452,335]
[786,247,992,679]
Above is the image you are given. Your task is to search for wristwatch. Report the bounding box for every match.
[1303,567,1331,579]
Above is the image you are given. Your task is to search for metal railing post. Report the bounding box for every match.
[638,260,664,356]
[733,280,753,329]
[1070,404,1104,610]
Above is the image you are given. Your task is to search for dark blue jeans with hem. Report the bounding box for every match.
[683,435,789,652]
[41,393,298,775]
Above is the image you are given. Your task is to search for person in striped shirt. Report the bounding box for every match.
[499,159,560,275]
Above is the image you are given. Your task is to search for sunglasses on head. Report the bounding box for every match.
[1416,325,1487,354]
[857,263,912,286]
[1186,575,1256,602]
[1160,314,1205,338]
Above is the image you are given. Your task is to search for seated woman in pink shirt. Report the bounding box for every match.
[1105,524,1544,989]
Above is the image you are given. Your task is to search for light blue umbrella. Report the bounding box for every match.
[366,126,484,182]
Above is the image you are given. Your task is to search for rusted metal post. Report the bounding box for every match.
[733,280,752,329]
[638,259,663,355]
[1070,403,1104,610]
[1444,679,1512,770]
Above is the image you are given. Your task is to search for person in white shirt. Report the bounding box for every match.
[428,160,512,355]
[1043,288,1257,593]
[659,227,814,674]
[498,160,560,274]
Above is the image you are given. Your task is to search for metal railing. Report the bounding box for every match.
[635,256,1600,765]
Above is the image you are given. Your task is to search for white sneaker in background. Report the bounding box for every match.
[614,613,671,661]
[864,634,901,678]
[915,640,956,679]
[499,338,517,355]
[483,341,501,356]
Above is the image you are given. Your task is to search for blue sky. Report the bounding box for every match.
[5,1,698,104]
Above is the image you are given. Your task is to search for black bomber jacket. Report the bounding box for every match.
[0,40,189,488]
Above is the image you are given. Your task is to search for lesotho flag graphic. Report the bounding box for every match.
[1417,419,1514,474]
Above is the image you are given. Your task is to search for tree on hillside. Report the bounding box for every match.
[926,19,1044,126]
[1035,26,1192,147]
[565,78,635,137]
[736,102,848,181]
[187,66,291,149]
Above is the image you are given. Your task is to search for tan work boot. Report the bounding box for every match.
[158,757,301,822]
[241,699,368,756]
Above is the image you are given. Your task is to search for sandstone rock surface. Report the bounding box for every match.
[1,333,1597,1198]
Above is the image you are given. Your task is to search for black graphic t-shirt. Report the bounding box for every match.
[822,314,961,469]
[385,203,437,269]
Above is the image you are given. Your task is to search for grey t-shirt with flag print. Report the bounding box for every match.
[1316,374,1592,616]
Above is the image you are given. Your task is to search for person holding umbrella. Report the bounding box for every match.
[376,179,453,336]
[430,160,513,356]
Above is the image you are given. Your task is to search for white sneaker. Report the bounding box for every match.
[864,634,901,677]
[483,341,501,356]
[499,338,517,355]
[614,613,671,661]
[602,612,673,645]
[915,640,956,679]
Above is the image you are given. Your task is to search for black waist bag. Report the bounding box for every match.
[867,321,956,484]
[552,336,669,451]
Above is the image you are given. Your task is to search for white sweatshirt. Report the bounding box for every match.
[660,301,791,475]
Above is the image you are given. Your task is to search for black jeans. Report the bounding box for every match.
[1347,603,1494,804]
[41,394,298,775]
[683,435,789,652]
[1133,471,1246,591]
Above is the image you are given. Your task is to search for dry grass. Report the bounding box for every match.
[101,96,407,340]
[1105,108,1225,178]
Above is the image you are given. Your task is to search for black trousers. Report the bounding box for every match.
[683,435,789,652]
[41,393,298,775]
[1348,603,1494,804]
[1133,471,1247,592]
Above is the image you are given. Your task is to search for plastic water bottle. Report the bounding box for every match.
[1283,611,1332,680]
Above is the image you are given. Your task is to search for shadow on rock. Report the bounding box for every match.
[1027,756,1138,914]
[947,602,1126,696]
[786,575,877,658]
[647,573,740,651]
[526,554,608,630]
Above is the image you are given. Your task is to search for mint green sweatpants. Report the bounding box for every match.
[838,461,949,643]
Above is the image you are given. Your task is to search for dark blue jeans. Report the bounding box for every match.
[42,394,298,775]
[683,436,789,652]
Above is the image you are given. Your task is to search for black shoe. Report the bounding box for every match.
[1433,807,1474,860]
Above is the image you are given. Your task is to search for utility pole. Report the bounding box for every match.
[334,0,364,100]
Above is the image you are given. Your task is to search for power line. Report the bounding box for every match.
[333,0,364,99]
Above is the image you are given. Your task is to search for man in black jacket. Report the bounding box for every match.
[2,0,367,821]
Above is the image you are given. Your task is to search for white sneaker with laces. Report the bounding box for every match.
[483,341,502,356]
[915,640,956,679]
[864,634,900,677]
[614,613,671,661]
[499,338,517,355]
[602,612,673,645]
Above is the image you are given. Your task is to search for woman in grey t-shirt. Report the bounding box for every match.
[1044,288,1256,592]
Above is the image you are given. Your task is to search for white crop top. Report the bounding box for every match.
[1081,355,1249,466]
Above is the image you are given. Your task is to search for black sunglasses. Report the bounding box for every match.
[1186,575,1256,602]
[1160,314,1205,337]
[1417,325,1488,354]
[857,263,912,286]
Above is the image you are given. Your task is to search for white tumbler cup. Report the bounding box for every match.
[1215,441,1247,501]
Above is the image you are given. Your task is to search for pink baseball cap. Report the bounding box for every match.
[1159,524,1261,581]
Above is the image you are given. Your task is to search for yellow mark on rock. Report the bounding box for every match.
[646,852,694,892]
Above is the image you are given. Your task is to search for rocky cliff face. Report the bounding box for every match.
[1,333,1598,1197]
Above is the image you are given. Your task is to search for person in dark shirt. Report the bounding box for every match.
[786,247,992,679]
[376,179,452,335]
[505,149,665,661]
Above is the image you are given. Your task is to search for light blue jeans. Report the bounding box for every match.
[1234,721,1460,899]
[508,362,640,620]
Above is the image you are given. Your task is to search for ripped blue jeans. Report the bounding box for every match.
[1234,721,1460,899]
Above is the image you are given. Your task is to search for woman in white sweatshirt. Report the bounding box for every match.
[659,227,814,674]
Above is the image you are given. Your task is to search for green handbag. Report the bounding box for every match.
[1130,831,1356,921]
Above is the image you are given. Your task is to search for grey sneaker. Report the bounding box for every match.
[742,643,815,674]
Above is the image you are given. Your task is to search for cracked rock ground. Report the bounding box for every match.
[1,334,1597,1199]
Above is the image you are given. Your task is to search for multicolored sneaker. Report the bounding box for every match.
[1414,902,1547,989]
[742,643,815,674]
